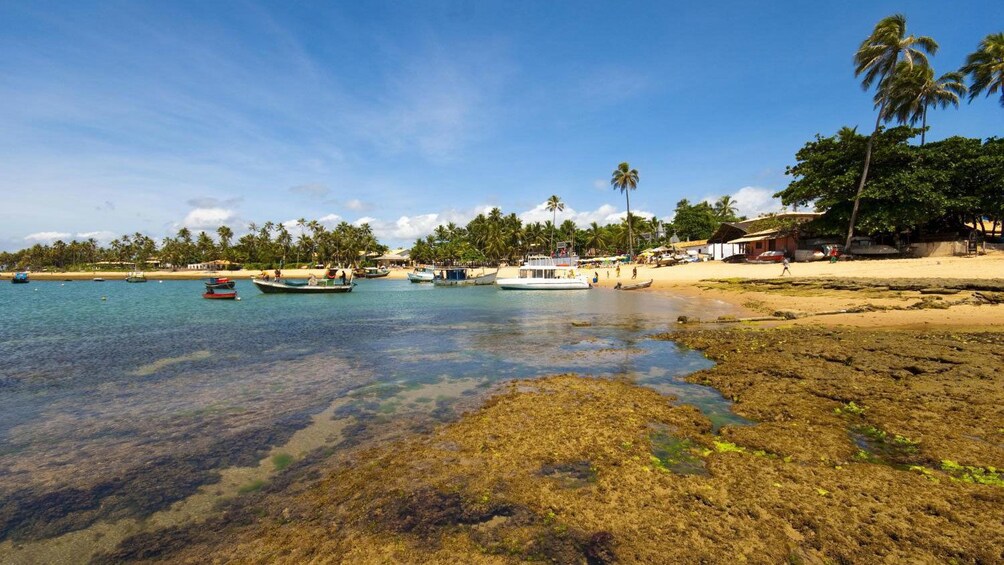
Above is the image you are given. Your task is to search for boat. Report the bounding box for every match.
[615,279,653,290]
[847,237,900,257]
[93,277,105,282]
[11,272,29,284]
[252,276,355,294]
[496,255,591,290]
[204,276,236,290]
[360,267,390,279]
[125,271,148,283]
[203,289,238,300]
[432,267,498,287]
[407,266,437,283]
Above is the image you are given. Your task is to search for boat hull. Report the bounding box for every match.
[615,279,653,290]
[496,276,591,290]
[407,273,435,283]
[203,291,237,299]
[125,278,148,283]
[205,281,237,290]
[252,279,354,294]
[433,272,498,287]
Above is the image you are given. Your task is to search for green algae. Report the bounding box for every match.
[271,453,294,472]
[941,460,1004,486]
[649,432,707,475]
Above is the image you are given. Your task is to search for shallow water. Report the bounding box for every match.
[0,278,742,560]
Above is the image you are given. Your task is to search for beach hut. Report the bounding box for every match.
[375,248,411,267]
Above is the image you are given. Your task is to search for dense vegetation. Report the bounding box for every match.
[0,221,382,271]
[778,127,1004,239]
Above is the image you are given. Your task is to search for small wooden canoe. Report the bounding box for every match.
[615,279,653,291]
[203,291,238,300]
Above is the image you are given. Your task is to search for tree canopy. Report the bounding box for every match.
[778,126,1004,237]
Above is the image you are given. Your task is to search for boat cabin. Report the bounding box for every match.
[439,267,470,281]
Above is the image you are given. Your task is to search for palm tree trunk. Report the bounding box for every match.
[845,101,886,250]
[550,211,555,253]
[921,107,927,146]
[625,191,633,258]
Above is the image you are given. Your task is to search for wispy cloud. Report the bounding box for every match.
[24,231,71,243]
[76,230,117,242]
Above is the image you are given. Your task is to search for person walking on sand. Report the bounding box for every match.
[780,256,791,276]
[616,264,621,278]
[631,266,637,279]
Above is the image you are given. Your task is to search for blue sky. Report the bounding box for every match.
[1,1,1001,250]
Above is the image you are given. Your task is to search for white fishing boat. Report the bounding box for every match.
[407,266,437,283]
[433,267,498,286]
[496,255,591,290]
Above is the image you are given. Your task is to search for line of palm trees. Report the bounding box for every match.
[846,17,1003,249]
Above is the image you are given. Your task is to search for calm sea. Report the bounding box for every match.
[0,278,742,561]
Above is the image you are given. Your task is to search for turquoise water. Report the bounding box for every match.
[0,278,742,545]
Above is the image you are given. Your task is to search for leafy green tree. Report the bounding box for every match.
[847,14,937,249]
[610,162,640,257]
[961,32,1004,107]
[671,200,719,240]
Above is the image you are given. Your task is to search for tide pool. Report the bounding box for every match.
[0,278,742,559]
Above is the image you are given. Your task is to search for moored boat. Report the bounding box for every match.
[125,271,148,283]
[11,272,29,284]
[361,267,390,278]
[432,267,498,287]
[407,266,437,283]
[204,276,236,290]
[615,279,653,290]
[252,276,354,294]
[496,255,591,290]
[93,277,105,282]
[203,289,238,300]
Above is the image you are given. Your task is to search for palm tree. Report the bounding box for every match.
[583,221,607,255]
[713,196,739,220]
[545,195,564,253]
[846,14,937,249]
[885,63,966,144]
[610,162,640,257]
[961,32,1004,107]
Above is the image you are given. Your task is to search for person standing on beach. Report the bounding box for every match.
[781,257,791,276]
[632,266,637,279]
[616,264,621,278]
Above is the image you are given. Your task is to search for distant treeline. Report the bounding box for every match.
[0,220,383,271]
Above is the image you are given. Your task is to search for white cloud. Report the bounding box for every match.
[24,231,71,243]
[592,179,606,190]
[76,230,117,242]
[359,206,495,243]
[518,201,653,227]
[181,207,237,230]
[318,213,343,225]
[702,186,781,219]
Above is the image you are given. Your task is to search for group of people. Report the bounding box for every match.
[258,268,350,285]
